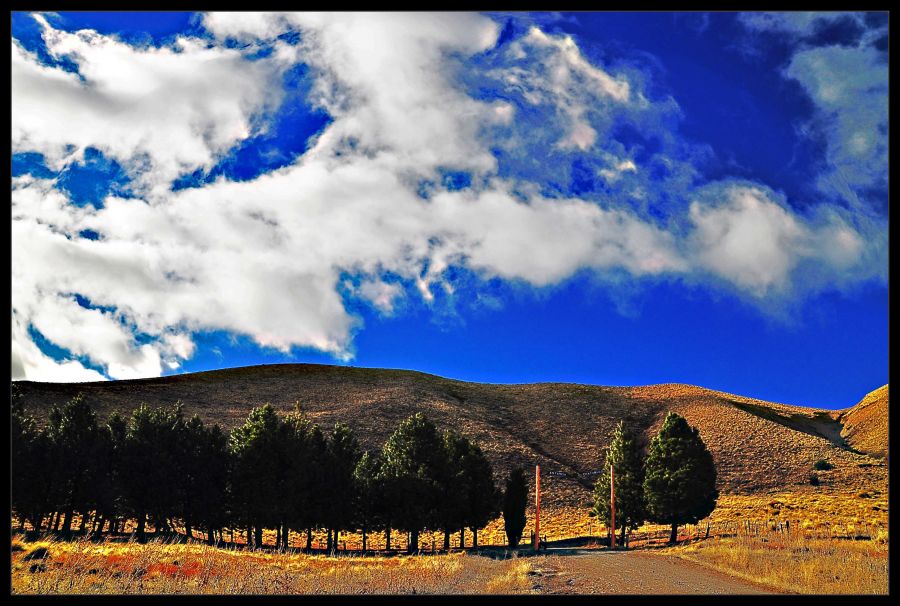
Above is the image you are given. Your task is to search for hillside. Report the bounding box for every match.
[837,384,888,459]
[11,364,888,509]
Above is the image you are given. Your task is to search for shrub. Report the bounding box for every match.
[813,459,833,471]
[809,474,820,486]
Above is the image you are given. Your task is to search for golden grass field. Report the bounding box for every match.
[665,529,888,594]
[11,537,536,595]
[12,486,888,594]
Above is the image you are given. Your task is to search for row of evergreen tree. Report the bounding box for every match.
[11,388,531,553]
[590,413,719,546]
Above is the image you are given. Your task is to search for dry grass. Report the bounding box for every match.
[664,529,888,594]
[838,384,888,459]
[10,536,536,595]
[12,484,889,595]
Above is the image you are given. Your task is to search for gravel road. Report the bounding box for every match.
[524,550,779,594]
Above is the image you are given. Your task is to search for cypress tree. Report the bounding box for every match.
[643,412,718,544]
[591,421,647,548]
[502,467,528,549]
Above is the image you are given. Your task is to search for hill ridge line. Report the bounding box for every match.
[12,362,880,413]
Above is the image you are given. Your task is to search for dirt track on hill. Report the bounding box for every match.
[525,551,779,594]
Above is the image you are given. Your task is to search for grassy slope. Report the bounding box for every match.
[12,364,888,509]
[837,384,888,459]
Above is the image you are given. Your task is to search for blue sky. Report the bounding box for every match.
[11,12,888,409]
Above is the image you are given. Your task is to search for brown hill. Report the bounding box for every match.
[12,364,887,510]
[836,384,888,459]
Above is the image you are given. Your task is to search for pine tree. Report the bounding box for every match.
[44,394,103,536]
[591,421,647,548]
[229,404,282,548]
[11,387,53,533]
[380,413,445,553]
[438,431,471,549]
[324,422,361,550]
[353,450,384,553]
[643,412,718,544]
[460,440,498,548]
[502,467,528,549]
[119,403,186,542]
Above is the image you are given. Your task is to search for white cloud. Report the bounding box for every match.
[785,44,887,208]
[11,14,283,195]
[11,314,106,383]
[491,26,632,151]
[10,13,887,382]
[687,184,869,297]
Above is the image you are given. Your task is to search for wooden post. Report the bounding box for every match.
[534,465,541,552]
[610,464,616,550]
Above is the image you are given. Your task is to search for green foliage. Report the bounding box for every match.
[11,391,498,553]
[353,450,386,540]
[11,386,54,531]
[592,421,647,534]
[502,467,528,549]
[643,412,718,541]
[439,430,499,545]
[380,413,446,551]
[323,422,362,535]
[119,402,187,540]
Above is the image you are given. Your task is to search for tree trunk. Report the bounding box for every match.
[306,527,313,551]
[61,509,73,535]
[669,523,678,545]
[385,527,391,551]
[254,525,263,548]
[362,526,367,553]
[246,526,252,547]
[620,523,627,549]
[276,525,281,549]
[444,528,450,550]
[473,528,478,548]
[208,526,215,545]
[408,529,419,554]
[52,511,61,532]
[335,530,340,551]
[136,512,147,543]
[459,527,465,549]
[185,520,192,541]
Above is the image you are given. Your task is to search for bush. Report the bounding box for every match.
[813,459,833,471]
[809,474,820,486]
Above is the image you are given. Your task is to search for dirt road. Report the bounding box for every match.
[525,550,779,594]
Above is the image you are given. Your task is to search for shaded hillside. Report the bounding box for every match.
[837,385,888,459]
[12,364,887,509]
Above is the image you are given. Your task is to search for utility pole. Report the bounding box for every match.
[534,465,541,552]
[610,464,616,550]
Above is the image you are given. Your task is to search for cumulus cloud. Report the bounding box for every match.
[11,14,284,195]
[10,12,887,382]
[687,183,870,298]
